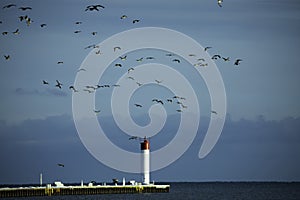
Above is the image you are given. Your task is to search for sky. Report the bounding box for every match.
[0,0,300,184]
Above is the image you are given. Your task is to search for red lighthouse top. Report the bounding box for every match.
[141,138,150,150]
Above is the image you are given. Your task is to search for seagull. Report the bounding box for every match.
[40,23,47,27]
[136,82,143,87]
[19,7,32,11]
[115,63,122,67]
[85,5,105,11]
[128,68,134,73]
[55,80,62,89]
[3,4,16,9]
[2,32,8,35]
[166,53,174,57]
[42,80,49,85]
[222,57,230,61]
[127,76,135,80]
[167,99,173,103]
[74,30,81,33]
[234,59,242,66]
[134,104,142,108]
[112,84,120,87]
[83,89,94,93]
[57,61,63,64]
[75,21,82,25]
[155,79,163,84]
[204,46,212,51]
[77,68,86,72]
[57,163,65,167]
[91,31,97,35]
[94,109,101,114]
[119,55,127,60]
[217,0,223,7]
[4,55,10,60]
[172,59,181,63]
[136,57,143,62]
[120,15,127,19]
[12,29,20,35]
[95,50,101,55]
[113,46,121,52]
[152,99,164,105]
[132,19,140,24]
[129,136,138,140]
[176,109,183,112]
[69,86,78,92]
[212,54,221,60]
[211,110,218,115]
[181,104,188,109]
[198,58,205,62]
[146,56,155,60]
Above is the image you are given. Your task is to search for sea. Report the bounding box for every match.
[2,182,300,200]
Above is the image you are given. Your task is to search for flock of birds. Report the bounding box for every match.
[2,1,238,145]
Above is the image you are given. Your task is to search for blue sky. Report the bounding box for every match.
[0,0,300,184]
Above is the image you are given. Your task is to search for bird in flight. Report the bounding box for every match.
[211,110,218,115]
[40,23,47,28]
[57,163,65,167]
[172,59,181,63]
[69,86,78,92]
[146,56,155,60]
[120,15,127,19]
[134,104,142,108]
[217,0,223,7]
[4,55,10,60]
[136,57,143,62]
[204,46,212,51]
[75,21,82,25]
[77,68,86,72]
[234,59,242,66]
[2,32,8,35]
[155,79,163,84]
[129,136,138,140]
[127,76,135,80]
[128,68,134,73]
[19,7,32,11]
[55,80,63,89]
[94,109,101,114]
[92,31,97,35]
[132,19,140,24]
[222,57,230,62]
[85,5,105,11]
[115,63,122,67]
[167,99,173,103]
[176,109,183,113]
[3,4,16,9]
[119,55,127,61]
[114,46,121,52]
[152,99,164,105]
[42,80,49,85]
[212,55,221,60]
[136,82,143,87]
[13,29,20,35]
[57,61,63,64]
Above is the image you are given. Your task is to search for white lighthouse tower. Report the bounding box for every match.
[141,138,150,185]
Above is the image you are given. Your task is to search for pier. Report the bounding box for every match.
[0,184,170,198]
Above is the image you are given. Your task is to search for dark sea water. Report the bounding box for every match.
[3,182,300,200]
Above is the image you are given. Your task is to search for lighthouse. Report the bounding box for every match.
[141,138,150,185]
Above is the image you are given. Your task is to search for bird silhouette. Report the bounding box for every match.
[57,163,65,167]
[155,80,162,84]
[115,63,122,67]
[204,46,212,51]
[211,110,218,115]
[42,80,49,85]
[134,104,142,108]
[166,53,174,57]
[77,68,86,72]
[113,46,121,52]
[55,80,62,89]
[4,55,10,60]
[57,61,63,64]
[172,59,181,63]
[222,57,230,61]
[136,82,143,87]
[120,15,127,19]
[167,99,173,103]
[176,109,183,112]
[19,7,32,11]
[119,55,127,61]
[127,76,135,80]
[152,99,164,105]
[129,136,138,140]
[212,55,221,60]
[128,68,134,73]
[94,109,101,114]
[85,5,105,11]
[40,23,47,27]
[136,57,143,62]
[217,0,223,7]
[69,86,78,92]
[132,19,140,24]
[2,32,8,35]
[92,31,97,35]
[74,30,81,33]
[234,59,242,65]
[3,4,16,9]
[146,56,155,60]
[13,29,20,35]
